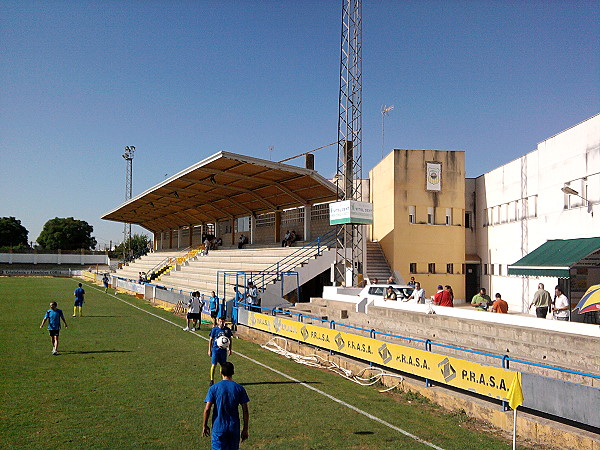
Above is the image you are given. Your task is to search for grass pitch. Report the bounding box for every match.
[0,277,514,449]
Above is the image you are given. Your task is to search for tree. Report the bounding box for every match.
[113,234,151,260]
[0,217,29,248]
[37,217,97,250]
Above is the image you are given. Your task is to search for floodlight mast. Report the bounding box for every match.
[335,0,363,287]
[122,146,135,262]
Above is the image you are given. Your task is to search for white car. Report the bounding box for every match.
[358,284,414,302]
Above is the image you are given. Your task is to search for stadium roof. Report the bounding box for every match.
[101,151,338,233]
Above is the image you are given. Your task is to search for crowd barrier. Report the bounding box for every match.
[237,303,600,429]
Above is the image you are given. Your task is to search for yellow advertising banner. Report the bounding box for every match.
[248,312,520,402]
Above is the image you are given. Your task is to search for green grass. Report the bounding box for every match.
[0,277,513,449]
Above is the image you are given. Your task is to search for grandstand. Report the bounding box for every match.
[114,237,337,306]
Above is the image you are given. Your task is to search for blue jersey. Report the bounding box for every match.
[209,296,218,312]
[74,287,85,301]
[209,326,232,352]
[204,380,249,435]
[44,309,64,331]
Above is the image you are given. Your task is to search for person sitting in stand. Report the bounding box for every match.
[491,293,508,313]
[282,230,290,247]
[471,288,492,311]
[384,286,397,301]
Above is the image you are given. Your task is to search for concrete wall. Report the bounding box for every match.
[0,252,109,265]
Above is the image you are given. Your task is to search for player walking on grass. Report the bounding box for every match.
[40,301,68,355]
[73,283,85,317]
[208,317,233,386]
[203,362,249,450]
[183,291,203,331]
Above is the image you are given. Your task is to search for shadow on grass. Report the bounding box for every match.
[241,380,321,386]
[353,431,374,435]
[62,350,132,355]
[79,315,121,318]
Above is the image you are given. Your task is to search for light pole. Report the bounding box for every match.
[381,104,394,160]
[122,146,135,261]
[561,185,593,214]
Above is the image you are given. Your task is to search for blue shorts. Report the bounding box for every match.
[211,348,228,365]
[212,430,240,450]
[74,300,84,307]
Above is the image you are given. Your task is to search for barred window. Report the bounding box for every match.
[255,213,275,228]
[311,203,330,220]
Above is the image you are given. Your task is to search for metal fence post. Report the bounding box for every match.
[502,355,510,411]
[425,339,432,387]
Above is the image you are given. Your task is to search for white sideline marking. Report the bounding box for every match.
[89,283,444,450]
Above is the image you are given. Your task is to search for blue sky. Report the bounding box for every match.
[1,1,598,249]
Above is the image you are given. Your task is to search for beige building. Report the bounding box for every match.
[370,149,466,300]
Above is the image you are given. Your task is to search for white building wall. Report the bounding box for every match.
[475,114,600,313]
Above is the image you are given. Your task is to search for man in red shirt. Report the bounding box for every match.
[433,285,453,307]
[492,293,509,314]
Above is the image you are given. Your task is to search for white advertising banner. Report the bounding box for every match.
[426,162,442,191]
[329,200,373,225]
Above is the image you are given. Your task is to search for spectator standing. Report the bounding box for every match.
[553,287,570,321]
[407,277,416,288]
[73,283,85,317]
[491,293,509,313]
[443,285,454,307]
[246,282,259,312]
[208,317,233,386]
[40,301,68,355]
[529,283,552,318]
[407,282,426,303]
[203,362,249,450]
[432,285,444,305]
[387,275,395,284]
[471,288,492,311]
[231,287,244,332]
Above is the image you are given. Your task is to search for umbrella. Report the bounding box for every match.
[575,284,600,314]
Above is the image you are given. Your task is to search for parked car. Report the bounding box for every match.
[358,284,414,302]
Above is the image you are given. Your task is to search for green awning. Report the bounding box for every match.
[508,237,600,278]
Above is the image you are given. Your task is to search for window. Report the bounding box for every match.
[409,206,416,224]
[428,263,436,274]
[490,264,495,275]
[484,264,488,275]
[498,264,503,276]
[427,207,434,225]
[445,208,452,225]
[236,216,250,232]
[446,263,453,274]
[409,263,417,273]
[465,211,472,229]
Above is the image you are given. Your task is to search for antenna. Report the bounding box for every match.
[381,105,394,159]
[268,145,274,161]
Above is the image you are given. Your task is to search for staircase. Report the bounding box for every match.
[365,241,393,282]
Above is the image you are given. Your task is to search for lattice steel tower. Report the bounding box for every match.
[335,0,363,286]
[122,145,135,260]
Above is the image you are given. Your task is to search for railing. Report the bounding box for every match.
[146,245,202,279]
[216,229,336,299]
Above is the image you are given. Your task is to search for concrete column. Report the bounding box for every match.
[177,228,181,249]
[169,230,173,249]
[274,210,282,244]
[250,214,256,244]
[160,231,164,250]
[231,218,236,246]
[189,224,193,248]
[303,204,312,241]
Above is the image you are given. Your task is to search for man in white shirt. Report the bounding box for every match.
[553,286,570,321]
[183,291,203,331]
[406,282,426,303]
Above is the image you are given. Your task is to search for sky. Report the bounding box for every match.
[1,1,598,250]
